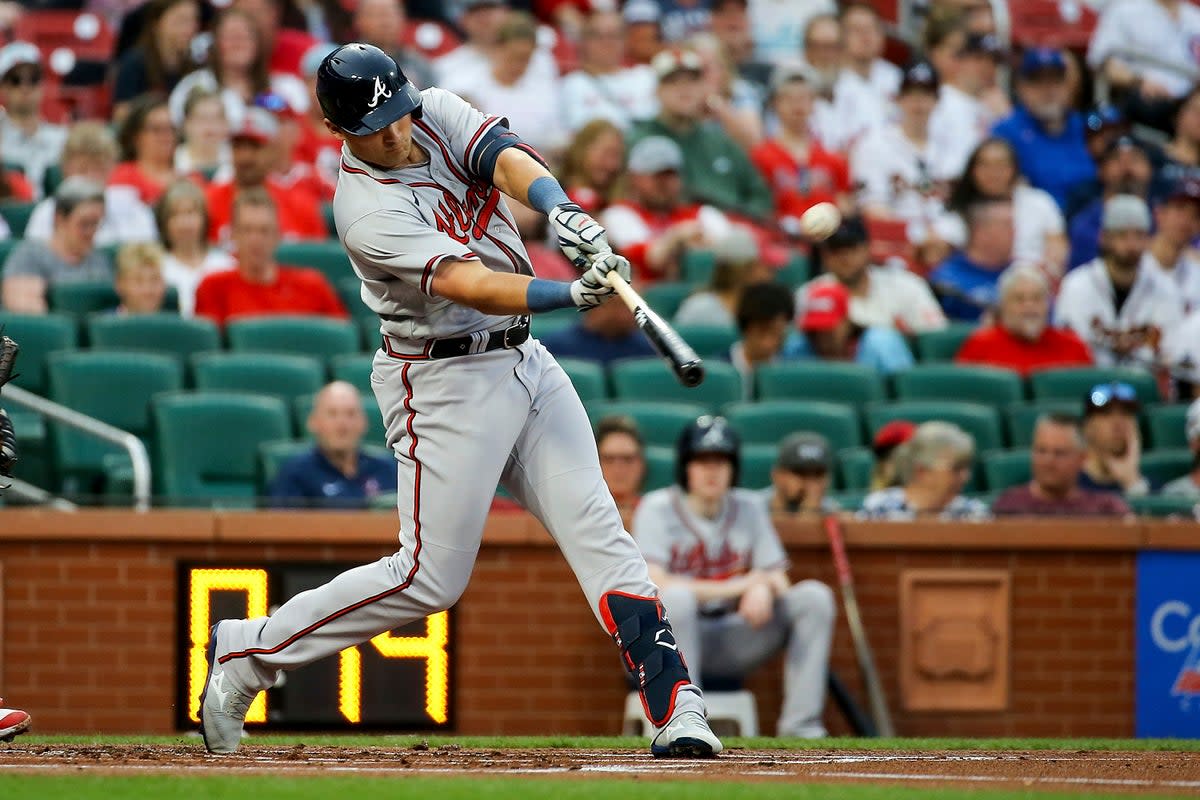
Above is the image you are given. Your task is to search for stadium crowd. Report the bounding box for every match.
[0,0,1197,517]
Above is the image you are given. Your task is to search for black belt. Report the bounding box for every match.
[387,317,530,360]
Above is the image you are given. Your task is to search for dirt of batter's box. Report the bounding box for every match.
[1,745,1198,795]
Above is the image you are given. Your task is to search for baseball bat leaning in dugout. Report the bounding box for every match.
[823,514,895,737]
[605,271,706,388]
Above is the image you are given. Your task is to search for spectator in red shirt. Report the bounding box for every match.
[111,95,180,206]
[234,0,317,77]
[750,65,853,237]
[956,262,1093,376]
[993,412,1132,516]
[560,119,626,213]
[600,135,732,282]
[206,107,327,244]
[195,187,346,326]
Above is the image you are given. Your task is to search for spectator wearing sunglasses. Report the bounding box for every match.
[1161,399,1200,498]
[761,432,839,516]
[0,42,66,201]
[993,413,1132,516]
[595,415,647,514]
[858,421,991,520]
[1079,382,1151,497]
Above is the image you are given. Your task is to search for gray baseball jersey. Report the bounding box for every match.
[334,88,532,349]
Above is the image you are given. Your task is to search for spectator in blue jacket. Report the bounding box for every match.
[538,291,656,366]
[928,197,1014,321]
[270,381,396,509]
[992,48,1095,211]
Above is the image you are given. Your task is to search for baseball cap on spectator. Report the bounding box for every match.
[768,61,816,95]
[1102,194,1152,232]
[0,41,41,79]
[799,282,851,331]
[1187,397,1200,444]
[232,106,279,145]
[1086,104,1125,135]
[821,215,869,250]
[460,0,507,10]
[1101,134,1147,163]
[776,432,832,473]
[1083,382,1141,416]
[301,42,339,78]
[627,135,683,174]
[1166,176,1200,205]
[873,420,917,457]
[899,60,938,94]
[960,33,1004,59]
[712,226,759,265]
[652,48,703,81]
[1018,47,1066,79]
[623,0,661,25]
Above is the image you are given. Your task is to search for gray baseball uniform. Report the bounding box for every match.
[632,486,836,737]
[210,88,708,726]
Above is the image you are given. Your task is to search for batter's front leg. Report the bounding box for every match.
[499,344,721,756]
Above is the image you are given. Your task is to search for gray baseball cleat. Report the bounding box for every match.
[650,710,723,758]
[199,622,255,754]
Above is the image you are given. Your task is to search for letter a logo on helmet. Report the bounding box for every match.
[316,43,422,135]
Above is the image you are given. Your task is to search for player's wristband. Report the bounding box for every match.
[527,176,571,215]
[526,278,575,312]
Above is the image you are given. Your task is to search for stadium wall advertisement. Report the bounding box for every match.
[1136,551,1200,738]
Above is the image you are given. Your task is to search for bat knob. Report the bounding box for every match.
[679,360,706,388]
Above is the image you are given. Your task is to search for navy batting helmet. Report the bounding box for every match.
[316,43,423,135]
[676,416,740,490]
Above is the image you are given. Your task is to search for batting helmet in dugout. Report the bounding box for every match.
[675,415,741,490]
[316,43,423,135]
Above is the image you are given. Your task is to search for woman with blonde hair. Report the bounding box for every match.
[559,119,626,213]
[155,179,233,316]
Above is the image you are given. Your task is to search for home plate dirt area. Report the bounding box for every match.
[2,744,1199,794]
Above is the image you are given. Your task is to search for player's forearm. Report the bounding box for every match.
[432,260,583,315]
[493,147,556,210]
[655,571,754,602]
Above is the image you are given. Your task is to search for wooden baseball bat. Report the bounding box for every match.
[823,514,895,737]
[606,271,705,388]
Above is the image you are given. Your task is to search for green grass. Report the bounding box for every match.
[20,733,1200,751]
[0,775,1187,800]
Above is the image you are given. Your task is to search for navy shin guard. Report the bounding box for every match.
[599,591,690,727]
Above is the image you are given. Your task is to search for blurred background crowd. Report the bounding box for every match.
[0,0,1198,518]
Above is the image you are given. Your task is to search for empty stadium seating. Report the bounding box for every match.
[226,316,360,361]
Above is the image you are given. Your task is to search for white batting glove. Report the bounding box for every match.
[569,264,615,309]
[548,202,611,269]
[585,249,631,287]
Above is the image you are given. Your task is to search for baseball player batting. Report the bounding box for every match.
[199,43,722,758]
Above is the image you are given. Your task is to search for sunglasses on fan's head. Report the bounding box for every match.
[1083,382,1140,415]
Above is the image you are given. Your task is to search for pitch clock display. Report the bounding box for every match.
[177,564,452,730]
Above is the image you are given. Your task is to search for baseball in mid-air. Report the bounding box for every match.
[800,202,842,240]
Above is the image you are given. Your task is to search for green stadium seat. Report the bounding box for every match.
[913,322,978,361]
[740,443,776,489]
[360,315,382,350]
[611,357,742,411]
[982,449,1031,492]
[892,364,1025,409]
[586,400,707,448]
[643,282,693,321]
[1142,449,1195,488]
[0,201,37,238]
[294,392,388,447]
[48,351,183,493]
[531,313,577,339]
[336,276,373,327]
[276,241,353,285]
[837,447,874,491]
[322,202,336,236]
[725,400,861,450]
[557,357,608,403]
[1128,495,1198,519]
[193,353,325,412]
[331,353,376,395]
[1145,404,1191,450]
[755,362,886,404]
[88,314,221,364]
[226,315,360,360]
[644,445,676,491]
[681,249,716,284]
[1028,366,1160,404]
[774,253,811,288]
[0,312,77,394]
[5,407,52,488]
[1004,401,1079,447]
[49,281,119,319]
[154,391,290,506]
[673,324,738,359]
[865,401,1005,452]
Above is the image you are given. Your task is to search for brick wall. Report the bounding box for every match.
[0,512,1180,736]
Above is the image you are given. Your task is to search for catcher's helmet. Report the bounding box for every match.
[316,43,423,135]
[676,415,740,490]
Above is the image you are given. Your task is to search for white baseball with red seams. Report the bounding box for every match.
[799,202,842,241]
[206,88,712,742]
